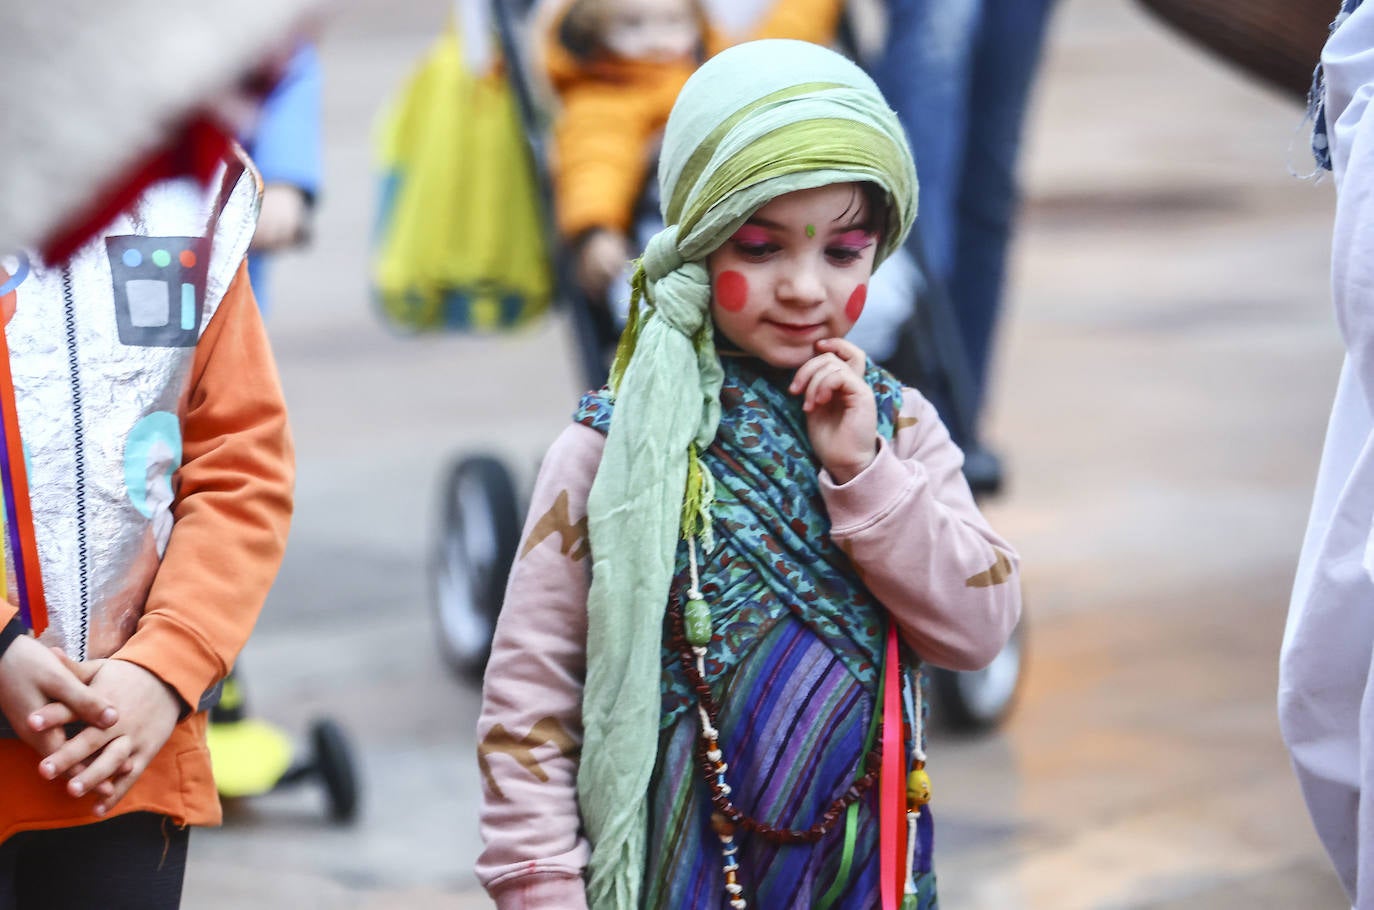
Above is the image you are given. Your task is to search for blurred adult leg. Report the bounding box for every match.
[870,0,980,285]
[950,0,1056,417]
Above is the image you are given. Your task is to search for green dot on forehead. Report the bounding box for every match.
[805,224,816,238]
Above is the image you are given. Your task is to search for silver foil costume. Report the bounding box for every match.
[5,156,260,662]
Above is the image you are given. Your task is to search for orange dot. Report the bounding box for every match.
[179,249,197,268]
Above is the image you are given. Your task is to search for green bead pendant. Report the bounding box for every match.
[684,597,712,646]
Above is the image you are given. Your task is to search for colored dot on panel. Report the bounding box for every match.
[122,249,143,268]
[181,283,196,330]
[179,249,197,268]
[151,249,171,268]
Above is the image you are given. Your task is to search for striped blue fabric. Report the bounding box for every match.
[645,619,886,908]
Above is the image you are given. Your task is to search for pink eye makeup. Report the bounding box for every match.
[729,225,774,245]
[832,229,876,250]
[826,229,877,264]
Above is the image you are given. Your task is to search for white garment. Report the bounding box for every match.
[1280,6,1374,907]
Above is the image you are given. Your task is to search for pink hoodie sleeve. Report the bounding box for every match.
[475,423,602,909]
[820,389,1021,670]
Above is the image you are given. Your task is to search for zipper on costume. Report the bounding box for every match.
[61,267,91,660]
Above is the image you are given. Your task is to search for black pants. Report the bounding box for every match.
[0,812,189,910]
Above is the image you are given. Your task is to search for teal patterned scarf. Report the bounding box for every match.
[577,355,904,724]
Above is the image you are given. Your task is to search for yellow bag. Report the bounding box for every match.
[372,22,552,332]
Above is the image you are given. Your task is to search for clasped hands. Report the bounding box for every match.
[0,636,180,816]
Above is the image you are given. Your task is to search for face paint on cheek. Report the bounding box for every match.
[845,284,867,322]
[715,270,750,313]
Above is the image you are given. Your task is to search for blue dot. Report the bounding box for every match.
[122,249,143,268]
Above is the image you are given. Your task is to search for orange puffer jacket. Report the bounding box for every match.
[541,0,844,241]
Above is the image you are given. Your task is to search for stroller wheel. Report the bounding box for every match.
[311,718,360,824]
[930,615,1026,732]
[430,454,522,681]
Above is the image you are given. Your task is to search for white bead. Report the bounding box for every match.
[719,783,732,796]
[730,900,747,909]
[725,883,743,895]
[707,749,722,762]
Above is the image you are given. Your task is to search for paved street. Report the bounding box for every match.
[182,1,1354,907]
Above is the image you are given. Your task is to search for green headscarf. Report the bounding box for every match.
[577,38,918,909]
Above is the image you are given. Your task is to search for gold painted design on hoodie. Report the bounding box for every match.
[479,717,580,800]
[965,549,1013,588]
[520,489,590,561]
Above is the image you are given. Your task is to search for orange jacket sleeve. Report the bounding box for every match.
[114,262,294,710]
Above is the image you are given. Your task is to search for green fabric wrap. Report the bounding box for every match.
[578,39,918,909]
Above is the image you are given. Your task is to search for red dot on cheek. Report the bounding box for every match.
[714,270,749,313]
[845,284,868,322]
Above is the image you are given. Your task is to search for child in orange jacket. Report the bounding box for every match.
[540,0,844,300]
[0,148,293,908]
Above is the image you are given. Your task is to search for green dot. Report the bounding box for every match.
[151,249,172,268]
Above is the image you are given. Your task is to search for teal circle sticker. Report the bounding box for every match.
[124,411,182,517]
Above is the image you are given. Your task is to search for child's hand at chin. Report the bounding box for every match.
[788,338,878,484]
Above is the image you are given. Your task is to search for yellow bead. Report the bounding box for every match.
[907,768,932,807]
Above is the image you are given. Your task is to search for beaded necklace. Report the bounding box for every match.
[670,536,908,909]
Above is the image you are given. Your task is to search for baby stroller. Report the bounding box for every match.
[421,0,1026,732]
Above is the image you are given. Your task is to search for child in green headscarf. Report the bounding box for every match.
[476,38,1021,910]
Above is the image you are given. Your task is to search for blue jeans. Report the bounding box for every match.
[872,0,1055,422]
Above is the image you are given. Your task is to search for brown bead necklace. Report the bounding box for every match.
[665,537,887,908]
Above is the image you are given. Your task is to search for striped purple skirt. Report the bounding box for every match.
[643,616,939,909]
